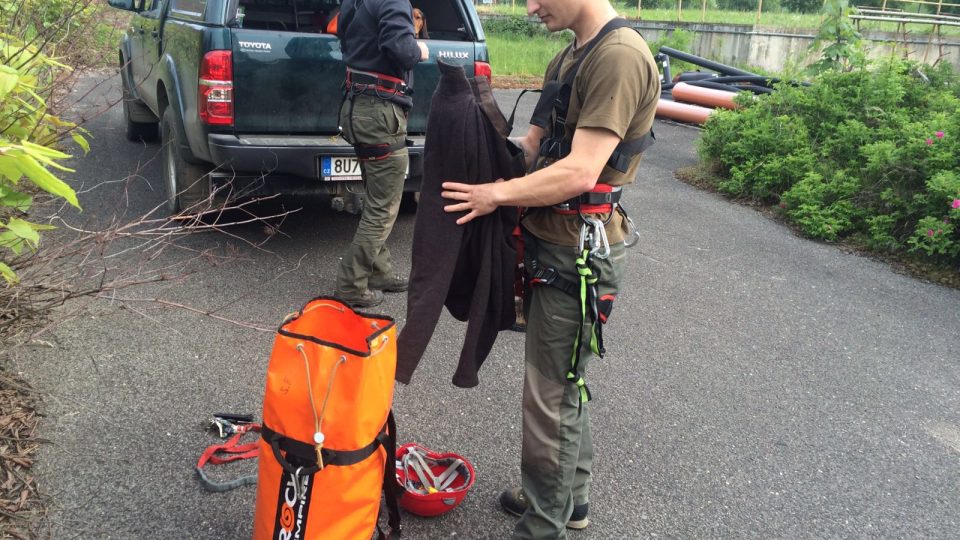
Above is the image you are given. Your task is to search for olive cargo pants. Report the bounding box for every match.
[515,237,626,540]
[336,94,408,296]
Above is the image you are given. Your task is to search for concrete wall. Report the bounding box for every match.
[633,20,960,72]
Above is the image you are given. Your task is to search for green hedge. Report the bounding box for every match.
[698,58,960,265]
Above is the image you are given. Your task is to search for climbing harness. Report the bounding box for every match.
[340,67,410,161]
[510,19,658,407]
[395,443,475,517]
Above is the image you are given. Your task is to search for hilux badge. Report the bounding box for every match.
[437,50,469,60]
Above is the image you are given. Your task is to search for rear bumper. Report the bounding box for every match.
[206,133,425,192]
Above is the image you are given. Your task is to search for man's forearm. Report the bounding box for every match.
[491,159,596,208]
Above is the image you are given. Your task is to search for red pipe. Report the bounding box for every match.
[655,99,714,125]
[672,82,741,110]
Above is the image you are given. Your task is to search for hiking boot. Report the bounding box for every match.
[368,274,409,293]
[499,487,589,530]
[335,289,384,308]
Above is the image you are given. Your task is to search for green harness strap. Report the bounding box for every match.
[566,248,606,408]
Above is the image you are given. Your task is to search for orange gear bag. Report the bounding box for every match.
[253,297,401,540]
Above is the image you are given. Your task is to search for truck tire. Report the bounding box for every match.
[121,73,158,142]
[160,107,210,214]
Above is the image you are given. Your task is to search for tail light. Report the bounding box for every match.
[474,61,492,82]
[199,50,233,126]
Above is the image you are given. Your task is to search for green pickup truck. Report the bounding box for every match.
[107,0,490,213]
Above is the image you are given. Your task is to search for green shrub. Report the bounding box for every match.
[698,55,960,267]
[648,28,696,73]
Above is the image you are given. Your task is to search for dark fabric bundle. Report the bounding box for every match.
[396,61,526,387]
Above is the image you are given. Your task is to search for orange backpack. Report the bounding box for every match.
[253,297,400,540]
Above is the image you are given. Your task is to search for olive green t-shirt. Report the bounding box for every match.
[522,26,660,246]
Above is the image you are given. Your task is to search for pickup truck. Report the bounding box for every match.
[107,0,491,214]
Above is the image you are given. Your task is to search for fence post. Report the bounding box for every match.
[701,0,707,22]
[756,0,763,26]
[678,0,683,21]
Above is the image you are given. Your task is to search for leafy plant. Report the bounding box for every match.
[698,54,960,268]
[649,28,696,74]
[808,0,865,74]
[0,22,87,283]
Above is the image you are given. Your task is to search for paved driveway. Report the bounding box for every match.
[13,75,960,539]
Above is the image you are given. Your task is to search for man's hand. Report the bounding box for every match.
[442,180,502,225]
[417,41,429,61]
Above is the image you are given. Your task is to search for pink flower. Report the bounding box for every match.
[952,199,960,209]
[926,138,934,145]
[936,131,944,138]
[927,229,934,236]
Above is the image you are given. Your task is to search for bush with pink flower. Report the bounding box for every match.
[698,55,960,266]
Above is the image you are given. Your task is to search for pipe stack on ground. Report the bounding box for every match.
[654,47,793,126]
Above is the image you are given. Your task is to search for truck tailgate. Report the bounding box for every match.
[231,30,477,136]
[231,30,344,134]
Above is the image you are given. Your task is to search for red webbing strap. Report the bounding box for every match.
[195,424,260,493]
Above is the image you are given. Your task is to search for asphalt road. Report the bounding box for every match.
[13,73,960,539]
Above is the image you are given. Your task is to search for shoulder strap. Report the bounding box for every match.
[553,18,632,121]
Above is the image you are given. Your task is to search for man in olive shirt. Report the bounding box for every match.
[441,0,660,536]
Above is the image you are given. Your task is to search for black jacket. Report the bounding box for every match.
[339,0,422,109]
[396,62,526,388]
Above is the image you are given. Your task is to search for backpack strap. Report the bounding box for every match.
[532,18,656,172]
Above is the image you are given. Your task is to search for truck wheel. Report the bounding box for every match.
[160,107,210,214]
[122,84,158,142]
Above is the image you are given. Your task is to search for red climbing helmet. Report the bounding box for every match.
[395,443,476,517]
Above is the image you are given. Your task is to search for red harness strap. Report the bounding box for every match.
[552,184,621,215]
[195,423,261,492]
[346,68,410,95]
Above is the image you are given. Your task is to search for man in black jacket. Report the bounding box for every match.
[335,0,429,308]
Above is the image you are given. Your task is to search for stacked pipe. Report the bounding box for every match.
[654,47,786,126]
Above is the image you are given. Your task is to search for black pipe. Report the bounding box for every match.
[676,71,719,83]
[708,75,780,86]
[658,46,758,78]
[683,80,775,95]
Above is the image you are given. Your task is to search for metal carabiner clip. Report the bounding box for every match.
[581,218,610,259]
[623,214,641,248]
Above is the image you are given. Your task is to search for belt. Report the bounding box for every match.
[553,185,622,215]
[346,68,411,96]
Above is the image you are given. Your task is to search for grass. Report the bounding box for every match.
[487,34,571,77]
[477,3,960,35]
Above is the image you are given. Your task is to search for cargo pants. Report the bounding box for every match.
[515,236,626,540]
[336,93,408,296]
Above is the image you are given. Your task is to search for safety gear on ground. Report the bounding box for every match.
[395,443,475,517]
[253,297,401,540]
[195,418,260,493]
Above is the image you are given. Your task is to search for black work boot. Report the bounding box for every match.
[499,487,589,530]
[335,289,384,308]
[368,274,409,293]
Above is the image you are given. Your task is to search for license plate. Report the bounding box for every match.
[320,155,410,181]
[321,156,362,181]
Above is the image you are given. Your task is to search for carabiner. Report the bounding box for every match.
[623,214,641,248]
[579,218,610,259]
